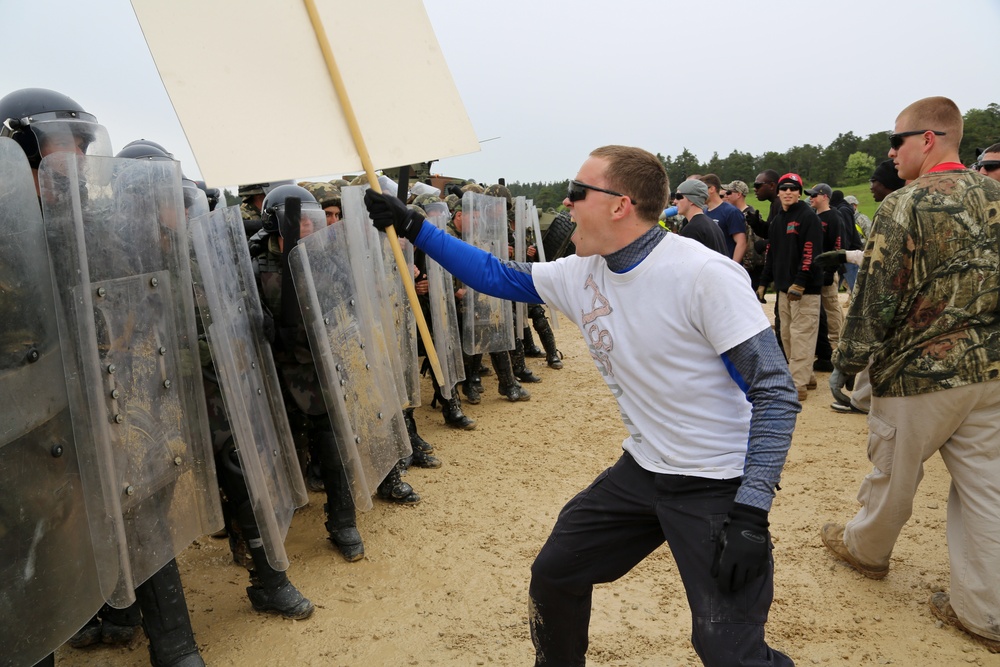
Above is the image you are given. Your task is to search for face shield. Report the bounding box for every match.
[271,200,326,240]
[6,110,113,163]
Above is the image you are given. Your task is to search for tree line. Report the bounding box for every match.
[509,103,1000,211]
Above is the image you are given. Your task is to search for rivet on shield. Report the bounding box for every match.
[107,363,116,374]
[238,306,243,313]
[339,379,345,386]
[163,379,172,388]
[273,450,278,457]
[251,362,256,369]
[111,389,120,399]
[377,412,383,419]
[324,317,330,325]
[125,485,135,495]
[51,445,64,458]
[26,348,40,363]
[335,364,341,371]
[257,388,262,395]
[97,287,107,297]
[150,277,159,288]
[114,414,124,423]
[365,363,370,370]
[355,436,361,443]
[174,456,182,466]
[159,347,167,355]
[349,299,355,306]
[360,343,365,350]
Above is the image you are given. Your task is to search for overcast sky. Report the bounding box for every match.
[4,0,997,189]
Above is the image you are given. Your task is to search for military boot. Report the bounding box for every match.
[461,354,482,404]
[404,408,441,469]
[135,560,205,667]
[536,318,563,370]
[491,351,531,401]
[377,461,421,504]
[522,326,544,357]
[100,602,141,646]
[442,394,476,430]
[322,462,364,561]
[245,543,314,620]
[512,339,542,383]
[461,378,481,404]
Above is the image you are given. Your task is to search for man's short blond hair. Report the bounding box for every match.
[897,96,963,149]
[589,145,669,223]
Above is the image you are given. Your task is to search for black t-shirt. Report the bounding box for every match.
[679,213,728,255]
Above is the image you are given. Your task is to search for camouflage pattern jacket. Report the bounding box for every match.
[834,168,1000,397]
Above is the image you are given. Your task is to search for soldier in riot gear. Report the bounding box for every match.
[0,88,208,667]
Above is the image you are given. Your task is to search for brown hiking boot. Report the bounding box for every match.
[929,592,1000,653]
[820,523,888,580]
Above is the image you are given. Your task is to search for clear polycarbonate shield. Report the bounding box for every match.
[461,192,515,355]
[289,202,409,511]
[189,205,307,570]
[340,187,408,408]
[423,203,466,399]
[0,138,118,666]
[39,153,223,606]
[377,221,420,408]
[513,196,528,333]
[529,202,560,329]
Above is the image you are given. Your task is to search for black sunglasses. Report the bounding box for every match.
[777,184,801,192]
[724,190,734,196]
[977,160,1000,172]
[752,182,771,189]
[567,179,637,205]
[673,194,685,201]
[889,129,945,150]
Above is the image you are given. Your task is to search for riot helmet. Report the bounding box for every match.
[121,138,174,158]
[115,142,173,161]
[0,88,112,168]
[261,183,326,240]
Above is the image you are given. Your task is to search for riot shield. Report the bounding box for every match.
[0,138,118,667]
[513,196,528,333]
[288,197,410,511]
[379,231,420,408]
[189,205,307,571]
[529,203,561,330]
[461,192,516,355]
[340,188,409,409]
[39,153,223,607]
[423,202,466,399]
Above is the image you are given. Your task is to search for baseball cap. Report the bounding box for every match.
[675,179,709,208]
[805,183,833,198]
[724,180,749,197]
[777,173,803,189]
[844,195,859,206]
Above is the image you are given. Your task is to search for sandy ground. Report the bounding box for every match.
[56,300,1000,667]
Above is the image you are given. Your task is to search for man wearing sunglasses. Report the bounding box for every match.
[366,145,797,667]
[674,178,727,255]
[975,142,1000,182]
[759,173,824,401]
[822,97,1000,654]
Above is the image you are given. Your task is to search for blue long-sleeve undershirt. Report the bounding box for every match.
[414,222,541,303]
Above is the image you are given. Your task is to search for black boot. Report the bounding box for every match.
[377,461,421,504]
[522,326,544,357]
[461,354,482,403]
[535,315,563,370]
[512,339,542,383]
[135,560,205,667]
[404,408,441,469]
[317,431,365,561]
[245,544,314,620]
[442,394,476,430]
[101,601,141,645]
[491,351,531,402]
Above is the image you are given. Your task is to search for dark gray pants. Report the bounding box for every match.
[529,453,793,667]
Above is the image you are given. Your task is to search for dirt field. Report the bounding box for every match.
[56,302,1000,666]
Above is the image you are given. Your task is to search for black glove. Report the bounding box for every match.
[815,249,847,269]
[711,503,770,594]
[260,309,276,345]
[363,189,425,243]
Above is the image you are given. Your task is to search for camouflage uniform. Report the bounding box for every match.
[832,168,1000,641]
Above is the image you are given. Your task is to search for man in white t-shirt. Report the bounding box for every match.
[365,145,798,667]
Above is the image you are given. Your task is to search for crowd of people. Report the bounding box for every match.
[3,86,999,667]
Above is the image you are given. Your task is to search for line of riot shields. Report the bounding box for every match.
[0,128,549,665]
